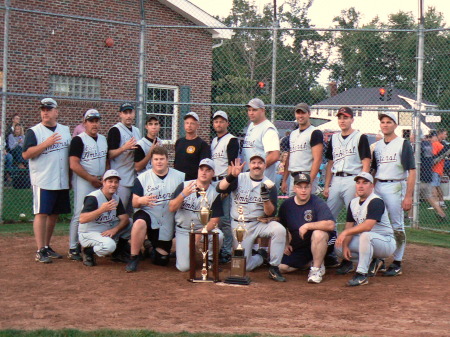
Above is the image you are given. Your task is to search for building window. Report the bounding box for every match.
[146,84,179,143]
[327,109,333,117]
[50,75,100,98]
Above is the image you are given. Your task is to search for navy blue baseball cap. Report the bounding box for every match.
[119,102,134,112]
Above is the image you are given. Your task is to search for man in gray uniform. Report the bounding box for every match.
[170,158,224,272]
[134,115,163,175]
[78,170,132,267]
[217,155,287,282]
[22,98,71,263]
[281,103,323,196]
[242,98,280,184]
[372,112,415,276]
[335,172,396,286]
[126,146,185,272]
[68,109,107,261]
[107,103,141,213]
[211,110,240,264]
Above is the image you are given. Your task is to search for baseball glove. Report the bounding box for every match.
[257,216,280,224]
[394,230,406,247]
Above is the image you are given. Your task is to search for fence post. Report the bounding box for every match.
[270,2,278,123]
[136,0,146,132]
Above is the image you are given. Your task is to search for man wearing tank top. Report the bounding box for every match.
[371,112,416,277]
[134,115,163,175]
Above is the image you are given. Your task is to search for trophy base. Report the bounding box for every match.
[189,278,218,283]
[224,276,251,285]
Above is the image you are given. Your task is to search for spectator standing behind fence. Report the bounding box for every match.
[22,98,71,263]
[431,129,448,209]
[241,98,280,185]
[276,152,288,191]
[107,103,141,214]
[68,109,107,262]
[174,112,211,181]
[7,113,21,137]
[280,131,291,152]
[8,124,27,168]
[134,115,163,175]
[72,113,86,138]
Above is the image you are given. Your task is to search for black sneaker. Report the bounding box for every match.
[46,246,63,259]
[35,248,52,263]
[324,252,340,268]
[347,272,369,286]
[125,255,140,273]
[383,263,402,277]
[68,248,83,261]
[336,259,354,275]
[257,248,269,265]
[268,265,286,282]
[82,247,96,267]
[219,253,231,264]
[368,258,384,277]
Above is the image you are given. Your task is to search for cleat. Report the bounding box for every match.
[82,247,97,267]
[347,272,369,286]
[383,263,402,277]
[68,249,83,261]
[368,258,384,277]
[336,259,354,275]
[268,265,286,282]
[46,246,63,259]
[125,255,140,273]
[35,248,52,263]
[257,248,269,265]
[308,264,325,284]
[324,252,340,268]
[219,253,231,264]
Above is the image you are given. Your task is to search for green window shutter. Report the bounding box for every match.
[179,86,191,137]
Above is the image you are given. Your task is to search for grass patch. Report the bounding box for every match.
[405,228,450,248]
[0,222,69,237]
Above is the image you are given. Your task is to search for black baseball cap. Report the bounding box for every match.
[119,102,134,112]
[293,173,311,184]
[146,115,159,123]
[337,107,353,117]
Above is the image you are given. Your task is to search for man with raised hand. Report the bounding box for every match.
[134,115,163,175]
[22,98,71,263]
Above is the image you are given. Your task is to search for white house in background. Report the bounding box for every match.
[310,87,439,138]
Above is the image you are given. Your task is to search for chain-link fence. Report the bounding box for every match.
[1,0,449,233]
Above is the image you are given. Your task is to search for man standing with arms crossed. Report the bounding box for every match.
[134,115,163,175]
[22,98,71,263]
[372,112,416,276]
[281,103,323,196]
[68,109,107,261]
[241,98,280,184]
[107,103,141,213]
[211,111,240,264]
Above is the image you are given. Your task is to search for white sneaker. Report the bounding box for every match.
[308,266,324,284]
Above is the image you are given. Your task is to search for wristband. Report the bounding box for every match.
[181,192,187,198]
[226,174,236,183]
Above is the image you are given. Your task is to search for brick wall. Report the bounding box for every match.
[1,0,213,145]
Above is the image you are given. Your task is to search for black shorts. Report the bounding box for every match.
[32,187,71,215]
[133,210,172,253]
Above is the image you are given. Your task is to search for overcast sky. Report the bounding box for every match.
[189,0,450,27]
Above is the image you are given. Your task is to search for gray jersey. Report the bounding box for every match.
[135,168,185,240]
[242,120,278,182]
[331,130,363,174]
[109,123,141,187]
[211,133,237,177]
[374,137,406,180]
[74,132,107,179]
[136,136,163,175]
[349,193,393,236]
[230,172,268,222]
[29,123,71,190]
[79,189,120,233]
[288,125,317,173]
[175,180,220,231]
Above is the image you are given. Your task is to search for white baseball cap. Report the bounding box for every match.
[84,109,101,121]
[103,169,121,181]
[199,158,215,171]
[378,111,398,124]
[246,98,265,109]
[249,153,266,162]
[184,112,199,121]
[40,98,58,109]
[213,110,228,121]
[354,172,374,184]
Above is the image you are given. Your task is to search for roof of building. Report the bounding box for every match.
[158,0,233,39]
[313,87,437,109]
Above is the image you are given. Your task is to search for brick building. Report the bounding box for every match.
[0,0,231,145]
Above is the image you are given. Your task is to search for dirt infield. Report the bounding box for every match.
[0,236,449,337]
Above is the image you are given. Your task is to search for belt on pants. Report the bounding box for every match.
[232,218,256,223]
[378,179,405,183]
[290,171,310,177]
[334,172,355,177]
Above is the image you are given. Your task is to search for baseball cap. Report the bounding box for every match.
[119,102,134,112]
[354,172,373,184]
[184,111,199,121]
[40,98,58,109]
[146,115,159,123]
[199,158,215,171]
[213,110,228,121]
[293,173,311,185]
[246,98,265,109]
[337,107,353,118]
[249,153,266,162]
[293,103,310,114]
[84,109,101,121]
[429,130,437,137]
[103,169,121,181]
[378,111,398,124]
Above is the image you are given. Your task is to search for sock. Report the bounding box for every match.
[393,260,402,267]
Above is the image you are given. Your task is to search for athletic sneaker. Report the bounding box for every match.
[307,264,325,284]
[336,259,354,275]
[383,263,402,276]
[125,255,140,273]
[35,248,52,263]
[347,272,368,286]
[46,246,63,259]
[368,258,384,277]
[257,248,269,265]
[219,253,231,264]
[324,252,340,268]
[82,247,96,267]
[68,248,83,261]
[268,265,286,282]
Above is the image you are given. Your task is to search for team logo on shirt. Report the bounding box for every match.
[304,210,313,222]
[186,146,196,154]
